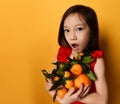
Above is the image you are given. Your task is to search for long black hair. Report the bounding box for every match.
[58,5,99,51]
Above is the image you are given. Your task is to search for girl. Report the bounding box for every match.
[46,5,108,104]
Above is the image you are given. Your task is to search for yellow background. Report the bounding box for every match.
[0,0,120,104]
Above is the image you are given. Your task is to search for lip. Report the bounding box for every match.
[71,44,79,50]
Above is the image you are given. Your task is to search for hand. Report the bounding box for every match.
[77,83,91,99]
[56,87,78,104]
[45,79,56,97]
[46,80,90,104]
[56,83,91,104]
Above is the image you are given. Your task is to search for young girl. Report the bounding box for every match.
[46,5,108,104]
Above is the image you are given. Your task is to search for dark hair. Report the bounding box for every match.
[58,5,99,51]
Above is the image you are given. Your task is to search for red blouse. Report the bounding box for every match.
[57,46,103,104]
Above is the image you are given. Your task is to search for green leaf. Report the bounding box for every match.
[70,61,78,65]
[49,79,63,91]
[56,68,64,76]
[61,62,71,71]
[87,70,96,81]
[52,62,64,70]
[52,69,57,75]
[65,76,76,80]
[81,64,86,70]
[53,90,57,102]
[68,57,74,62]
[77,54,81,61]
[53,87,63,102]
[84,63,90,69]
[52,62,61,65]
[45,77,49,83]
[41,69,52,78]
[81,64,89,73]
[62,78,66,84]
[82,57,94,64]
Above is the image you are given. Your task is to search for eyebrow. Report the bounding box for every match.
[75,24,84,26]
[64,23,85,28]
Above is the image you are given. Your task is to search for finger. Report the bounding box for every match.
[81,86,90,98]
[56,95,62,102]
[80,84,90,98]
[77,83,84,98]
[56,88,76,103]
[83,84,89,92]
[45,80,56,97]
[70,84,83,100]
[65,87,76,96]
[45,80,53,91]
[48,90,56,97]
[45,82,50,90]
[76,83,84,95]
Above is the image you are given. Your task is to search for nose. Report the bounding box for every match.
[70,31,77,40]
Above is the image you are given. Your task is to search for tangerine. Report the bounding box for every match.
[74,74,92,89]
[79,52,84,56]
[70,64,83,75]
[53,76,59,81]
[57,87,67,98]
[65,80,74,89]
[64,71,71,78]
[59,64,63,68]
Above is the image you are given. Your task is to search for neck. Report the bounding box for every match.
[70,50,78,58]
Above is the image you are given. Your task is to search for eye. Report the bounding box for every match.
[64,29,70,33]
[77,27,83,31]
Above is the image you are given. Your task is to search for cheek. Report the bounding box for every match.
[64,34,69,42]
[84,35,90,47]
[79,34,90,46]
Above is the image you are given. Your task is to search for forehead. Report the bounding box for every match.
[64,13,87,27]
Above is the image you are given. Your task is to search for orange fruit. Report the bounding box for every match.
[74,52,84,60]
[65,80,74,89]
[53,76,59,81]
[57,87,67,98]
[59,64,63,68]
[70,64,83,75]
[79,52,84,56]
[64,71,71,78]
[74,74,92,89]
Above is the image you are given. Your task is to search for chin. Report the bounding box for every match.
[73,49,83,53]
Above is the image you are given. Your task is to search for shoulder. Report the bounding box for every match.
[90,50,104,71]
[95,57,105,71]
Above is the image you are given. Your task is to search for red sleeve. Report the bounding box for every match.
[57,46,72,62]
[71,101,84,104]
[91,50,103,58]
[90,50,103,71]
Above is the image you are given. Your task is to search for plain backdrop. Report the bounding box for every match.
[0,0,120,104]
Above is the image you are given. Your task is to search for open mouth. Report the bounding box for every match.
[71,44,79,50]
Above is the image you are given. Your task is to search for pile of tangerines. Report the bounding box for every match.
[42,52,96,101]
[55,63,92,98]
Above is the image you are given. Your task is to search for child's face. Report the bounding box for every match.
[64,13,90,53]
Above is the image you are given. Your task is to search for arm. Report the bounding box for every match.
[79,58,108,104]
